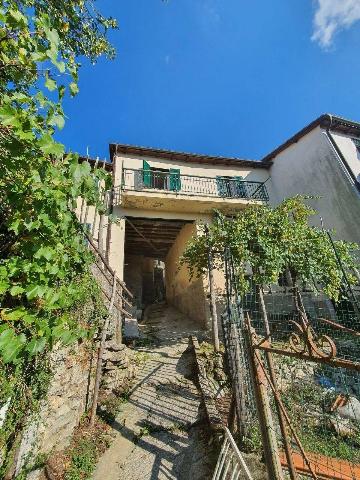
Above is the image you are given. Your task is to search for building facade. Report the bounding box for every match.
[267,114,360,243]
[79,114,360,330]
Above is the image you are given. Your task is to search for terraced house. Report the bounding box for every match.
[79,113,360,330]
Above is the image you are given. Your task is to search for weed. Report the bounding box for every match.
[99,391,130,424]
[62,417,112,480]
[133,351,150,366]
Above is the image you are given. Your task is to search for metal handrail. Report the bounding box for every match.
[120,168,269,202]
[120,168,266,184]
[212,427,254,480]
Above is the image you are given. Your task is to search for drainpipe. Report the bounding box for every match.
[323,114,360,195]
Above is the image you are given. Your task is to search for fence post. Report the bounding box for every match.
[245,317,284,480]
[90,270,117,427]
[257,286,298,480]
[208,245,220,352]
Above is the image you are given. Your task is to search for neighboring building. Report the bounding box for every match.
[267,114,360,243]
[79,113,360,329]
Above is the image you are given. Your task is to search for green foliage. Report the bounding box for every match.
[180,197,359,301]
[99,391,129,424]
[65,438,100,480]
[0,1,116,365]
[64,423,112,480]
[282,381,360,462]
[0,355,52,478]
[0,274,105,477]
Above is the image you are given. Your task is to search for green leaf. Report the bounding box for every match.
[34,246,53,261]
[26,337,47,356]
[38,134,65,157]
[69,83,79,96]
[0,281,10,295]
[8,8,27,26]
[49,114,65,130]
[26,284,47,300]
[9,286,25,296]
[2,308,26,321]
[0,105,19,127]
[1,333,26,364]
[45,75,57,92]
[45,28,60,49]
[0,329,15,349]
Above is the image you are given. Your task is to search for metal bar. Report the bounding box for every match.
[257,288,298,480]
[255,342,360,371]
[318,316,360,336]
[252,347,319,480]
[84,229,133,298]
[247,329,285,480]
[212,428,254,480]
[119,168,269,201]
[121,168,266,183]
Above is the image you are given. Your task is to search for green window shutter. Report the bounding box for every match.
[216,176,228,197]
[143,160,151,187]
[235,176,247,198]
[169,168,181,191]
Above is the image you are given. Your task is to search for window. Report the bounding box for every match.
[216,176,247,198]
[150,167,169,190]
[353,138,360,152]
[140,160,181,192]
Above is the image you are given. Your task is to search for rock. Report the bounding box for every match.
[337,396,360,423]
[124,318,139,339]
[0,398,11,429]
[331,416,354,437]
[105,341,126,352]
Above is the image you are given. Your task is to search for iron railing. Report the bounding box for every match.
[212,427,254,480]
[121,168,269,201]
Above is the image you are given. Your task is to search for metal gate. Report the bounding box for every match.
[221,248,360,480]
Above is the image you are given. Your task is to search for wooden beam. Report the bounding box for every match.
[126,218,161,254]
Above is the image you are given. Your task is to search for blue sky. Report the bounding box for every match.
[58,0,360,161]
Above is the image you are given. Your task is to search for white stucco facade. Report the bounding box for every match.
[269,124,360,243]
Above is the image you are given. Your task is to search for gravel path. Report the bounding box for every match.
[93,304,215,480]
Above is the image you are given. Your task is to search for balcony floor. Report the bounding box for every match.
[119,189,263,214]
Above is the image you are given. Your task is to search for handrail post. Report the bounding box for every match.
[90,270,117,427]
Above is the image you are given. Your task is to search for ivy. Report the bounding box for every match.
[0,273,107,477]
[0,1,117,365]
[180,197,359,301]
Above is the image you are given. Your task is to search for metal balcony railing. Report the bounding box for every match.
[121,168,269,202]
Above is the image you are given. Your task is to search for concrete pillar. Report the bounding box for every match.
[107,215,126,281]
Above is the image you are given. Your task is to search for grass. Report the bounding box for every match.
[98,390,130,424]
[133,350,150,366]
[281,380,360,463]
[65,438,99,480]
[300,425,360,463]
[63,418,112,480]
[135,421,189,442]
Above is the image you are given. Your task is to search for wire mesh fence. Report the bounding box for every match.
[219,236,360,480]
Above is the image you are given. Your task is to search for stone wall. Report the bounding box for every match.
[15,341,96,477]
[14,335,135,478]
[12,261,136,478]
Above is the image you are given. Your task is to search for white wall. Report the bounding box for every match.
[270,126,360,243]
[116,154,269,182]
[331,131,360,181]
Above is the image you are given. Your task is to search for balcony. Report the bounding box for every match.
[117,168,269,214]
